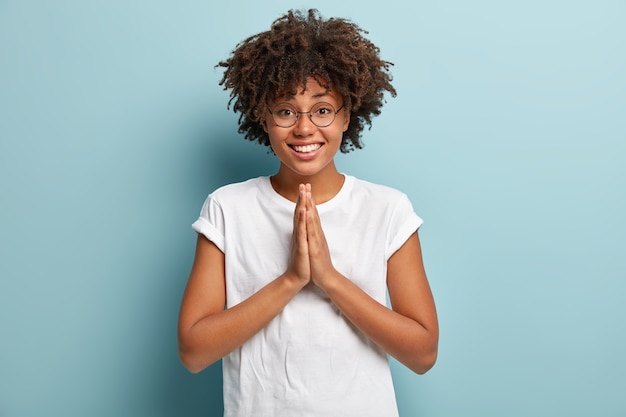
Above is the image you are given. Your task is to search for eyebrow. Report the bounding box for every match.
[276,89,332,101]
[311,91,330,99]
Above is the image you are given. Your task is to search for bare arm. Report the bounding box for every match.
[305,187,439,374]
[177,186,311,373]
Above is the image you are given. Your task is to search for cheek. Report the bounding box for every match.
[266,129,284,152]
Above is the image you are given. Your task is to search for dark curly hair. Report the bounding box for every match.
[216,9,396,153]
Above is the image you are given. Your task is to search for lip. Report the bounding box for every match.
[288,142,324,160]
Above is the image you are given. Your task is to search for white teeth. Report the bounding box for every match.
[292,144,321,153]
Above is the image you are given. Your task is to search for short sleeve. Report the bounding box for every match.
[191,194,226,252]
[385,194,423,260]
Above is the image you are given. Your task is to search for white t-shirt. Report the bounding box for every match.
[192,174,423,417]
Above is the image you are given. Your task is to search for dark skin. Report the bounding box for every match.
[216,9,397,153]
[178,79,439,374]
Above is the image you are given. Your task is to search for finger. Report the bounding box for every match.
[304,183,314,229]
[305,183,312,206]
[296,185,308,249]
[305,184,321,231]
[293,184,305,228]
[305,185,323,250]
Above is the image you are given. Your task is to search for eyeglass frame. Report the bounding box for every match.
[267,101,345,128]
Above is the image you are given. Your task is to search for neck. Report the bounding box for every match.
[270,163,344,204]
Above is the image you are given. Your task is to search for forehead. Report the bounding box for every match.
[273,77,339,103]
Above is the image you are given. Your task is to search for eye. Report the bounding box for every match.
[273,105,296,119]
[313,103,334,117]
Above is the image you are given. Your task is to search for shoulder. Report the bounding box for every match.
[196,177,271,216]
[347,175,410,204]
[345,175,421,222]
[208,176,269,202]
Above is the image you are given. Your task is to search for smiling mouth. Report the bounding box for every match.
[290,144,322,153]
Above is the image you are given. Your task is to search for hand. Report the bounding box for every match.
[285,184,311,287]
[304,184,337,288]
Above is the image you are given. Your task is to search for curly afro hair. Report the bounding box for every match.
[216,9,397,153]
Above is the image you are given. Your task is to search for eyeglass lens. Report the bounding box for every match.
[271,102,338,127]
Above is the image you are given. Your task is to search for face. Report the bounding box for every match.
[262,77,350,180]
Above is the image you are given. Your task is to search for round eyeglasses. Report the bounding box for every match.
[268,102,344,128]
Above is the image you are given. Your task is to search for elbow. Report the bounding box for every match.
[178,337,216,374]
[179,349,204,374]
[178,323,224,374]
[178,330,200,373]
[412,325,439,375]
[178,346,216,374]
[406,338,438,375]
[412,349,438,375]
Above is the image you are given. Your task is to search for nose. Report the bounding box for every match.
[292,112,316,135]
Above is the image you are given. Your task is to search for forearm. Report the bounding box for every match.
[320,272,438,374]
[179,273,305,373]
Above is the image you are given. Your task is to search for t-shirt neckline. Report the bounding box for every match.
[261,174,353,213]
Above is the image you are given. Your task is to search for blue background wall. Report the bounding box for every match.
[1,1,625,416]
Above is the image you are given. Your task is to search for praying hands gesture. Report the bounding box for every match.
[179,183,438,375]
[286,183,337,289]
[286,183,439,374]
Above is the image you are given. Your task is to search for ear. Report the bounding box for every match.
[342,111,350,132]
[261,118,268,133]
